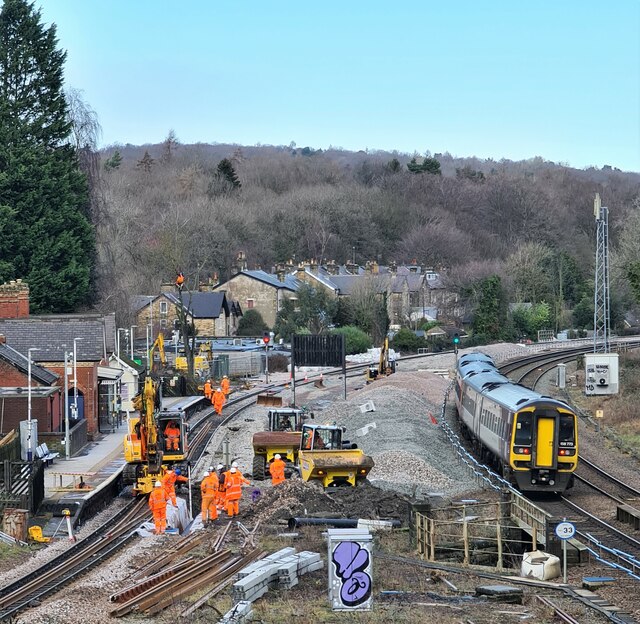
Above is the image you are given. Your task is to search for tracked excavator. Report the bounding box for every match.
[365,336,396,383]
[123,376,189,495]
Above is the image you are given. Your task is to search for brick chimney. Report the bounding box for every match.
[275,263,286,282]
[235,251,248,273]
[0,280,29,319]
[296,262,307,280]
[326,260,339,276]
[389,260,397,276]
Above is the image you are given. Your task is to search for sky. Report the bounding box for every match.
[37,0,640,172]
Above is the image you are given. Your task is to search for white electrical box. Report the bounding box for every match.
[584,353,619,395]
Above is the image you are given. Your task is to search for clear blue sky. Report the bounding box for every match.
[39,1,640,171]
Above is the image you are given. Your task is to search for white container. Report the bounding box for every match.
[521,550,561,581]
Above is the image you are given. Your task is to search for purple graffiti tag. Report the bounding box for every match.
[331,541,372,608]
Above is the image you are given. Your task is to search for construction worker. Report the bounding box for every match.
[215,463,226,509]
[200,471,219,523]
[212,387,225,415]
[269,454,286,486]
[176,272,185,290]
[164,421,180,452]
[204,379,213,401]
[221,375,230,397]
[162,468,188,506]
[149,480,168,535]
[224,466,250,517]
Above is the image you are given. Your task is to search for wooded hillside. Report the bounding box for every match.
[95,138,640,330]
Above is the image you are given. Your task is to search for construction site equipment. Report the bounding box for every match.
[251,409,311,479]
[365,337,396,383]
[149,333,169,375]
[256,391,283,407]
[28,526,50,543]
[123,377,189,495]
[297,423,374,487]
[175,341,213,377]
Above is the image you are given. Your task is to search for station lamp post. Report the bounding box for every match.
[73,338,83,423]
[27,347,40,461]
[130,325,137,359]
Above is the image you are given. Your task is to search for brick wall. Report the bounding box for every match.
[0,280,29,319]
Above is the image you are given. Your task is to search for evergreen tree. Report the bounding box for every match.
[104,150,122,171]
[407,156,441,175]
[216,158,241,188]
[472,275,509,340]
[136,150,155,173]
[0,0,95,312]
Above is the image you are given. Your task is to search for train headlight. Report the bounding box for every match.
[549,480,555,486]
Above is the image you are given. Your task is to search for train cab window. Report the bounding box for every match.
[514,413,533,445]
[558,414,575,446]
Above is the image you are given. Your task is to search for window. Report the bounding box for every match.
[159,301,168,315]
[160,319,167,328]
[247,299,255,309]
[558,414,575,447]
[514,413,533,445]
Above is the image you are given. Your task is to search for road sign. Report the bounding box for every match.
[555,521,575,540]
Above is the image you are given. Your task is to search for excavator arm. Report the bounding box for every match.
[149,333,167,370]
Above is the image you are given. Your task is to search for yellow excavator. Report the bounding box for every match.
[123,376,189,495]
[149,332,168,374]
[175,341,212,376]
[365,336,396,383]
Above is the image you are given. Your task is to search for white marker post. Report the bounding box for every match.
[555,518,576,583]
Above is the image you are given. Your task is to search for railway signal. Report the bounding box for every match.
[453,333,460,354]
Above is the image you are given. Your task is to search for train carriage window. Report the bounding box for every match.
[558,414,575,446]
[514,413,533,445]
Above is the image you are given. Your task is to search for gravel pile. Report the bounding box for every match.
[307,378,471,498]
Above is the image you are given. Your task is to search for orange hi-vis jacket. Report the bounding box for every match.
[204,381,212,400]
[163,470,188,496]
[221,378,230,396]
[165,424,180,443]
[224,471,250,501]
[149,487,167,513]
[201,473,219,497]
[212,390,225,413]
[269,458,286,485]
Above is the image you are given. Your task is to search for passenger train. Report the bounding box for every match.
[454,353,578,493]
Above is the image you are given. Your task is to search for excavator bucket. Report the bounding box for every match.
[256,392,283,407]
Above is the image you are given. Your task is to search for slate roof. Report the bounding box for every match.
[0,313,115,362]
[236,270,301,291]
[0,343,59,384]
[164,292,230,319]
[131,295,158,313]
[301,270,425,296]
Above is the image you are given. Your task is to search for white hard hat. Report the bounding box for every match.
[230,467,237,473]
[217,464,224,470]
[275,454,281,459]
[203,471,209,477]
[218,387,222,392]
[223,374,228,378]
[231,461,239,468]
[155,480,162,487]
[209,466,214,472]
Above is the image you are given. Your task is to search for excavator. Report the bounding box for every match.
[297,423,374,487]
[123,376,189,495]
[175,341,213,377]
[365,336,396,383]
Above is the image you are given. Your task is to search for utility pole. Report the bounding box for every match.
[64,350,70,460]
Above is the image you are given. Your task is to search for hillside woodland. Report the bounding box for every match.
[93,138,640,333]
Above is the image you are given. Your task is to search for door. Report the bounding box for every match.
[535,417,555,467]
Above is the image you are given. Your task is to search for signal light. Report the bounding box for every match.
[262,332,270,345]
[453,333,460,345]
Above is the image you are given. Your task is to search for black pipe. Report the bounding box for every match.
[288,517,401,530]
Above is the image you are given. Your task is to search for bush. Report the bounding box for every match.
[330,326,372,355]
[237,310,268,336]
[391,328,425,353]
[267,353,289,373]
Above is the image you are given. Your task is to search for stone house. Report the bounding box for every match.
[132,288,240,340]
[213,270,301,329]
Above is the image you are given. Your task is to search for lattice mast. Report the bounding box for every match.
[593,193,610,353]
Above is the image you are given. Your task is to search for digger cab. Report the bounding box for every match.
[268,408,311,432]
[158,411,188,461]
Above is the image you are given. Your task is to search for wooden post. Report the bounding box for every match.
[496,520,503,570]
[463,506,469,565]
[429,518,435,561]
[532,526,537,551]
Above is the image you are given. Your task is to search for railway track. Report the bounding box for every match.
[575,456,640,504]
[0,497,150,621]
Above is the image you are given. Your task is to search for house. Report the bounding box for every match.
[213,266,301,329]
[132,287,241,340]
[0,335,62,435]
[0,279,117,437]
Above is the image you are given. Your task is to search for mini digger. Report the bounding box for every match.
[123,377,189,494]
[365,336,396,383]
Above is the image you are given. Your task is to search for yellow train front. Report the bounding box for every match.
[455,353,578,493]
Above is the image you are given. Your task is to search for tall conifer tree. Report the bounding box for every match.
[0,0,95,312]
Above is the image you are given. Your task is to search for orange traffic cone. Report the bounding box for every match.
[304,372,308,382]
